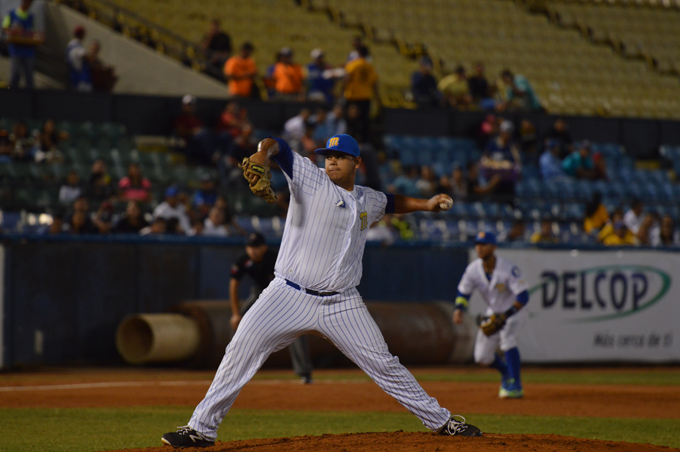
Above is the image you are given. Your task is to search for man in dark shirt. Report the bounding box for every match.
[411,56,441,107]
[202,19,232,81]
[467,62,490,104]
[229,232,314,383]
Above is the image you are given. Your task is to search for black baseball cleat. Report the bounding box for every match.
[161,426,215,448]
[437,415,483,437]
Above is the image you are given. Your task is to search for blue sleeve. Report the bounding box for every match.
[385,193,395,214]
[516,290,529,306]
[268,136,294,178]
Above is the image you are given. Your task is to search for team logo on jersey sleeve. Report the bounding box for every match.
[495,283,507,293]
[360,211,368,230]
[512,266,522,277]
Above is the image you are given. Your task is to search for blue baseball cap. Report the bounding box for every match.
[165,186,180,198]
[475,231,497,245]
[314,134,360,157]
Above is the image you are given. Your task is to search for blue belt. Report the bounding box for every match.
[285,279,339,297]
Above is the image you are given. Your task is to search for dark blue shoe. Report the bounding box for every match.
[437,415,483,437]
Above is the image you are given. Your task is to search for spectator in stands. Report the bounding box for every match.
[262,50,283,99]
[67,209,98,234]
[66,25,93,91]
[603,220,637,246]
[654,215,680,246]
[623,199,644,234]
[530,219,559,244]
[118,162,152,203]
[230,123,258,164]
[307,48,340,105]
[92,200,114,234]
[88,40,118,91]
[481,120,521,202]
[203,206,229,237]
[415,166,438,198]
[272,48,305,101]
[311,108,334,146]
[477,114,501,148]
[344,103,363,143]
[9,120,35,161]
[174,95,215,166]
[561,141,596,180]
[366,214,398,247]
[597,207,623,243]
[411,56,441,108]
[438,66,472,109]
[466,160,501,202]
[188,218,204,236]
[449,164,468,201]
[140,217,166,236]
[497,69,541,112]
[224,42,257,98]
[346,36,370,63]
[202,19,232,81]
[636,212,660,246]
[389,166,420,198]
[592,151,608,181]
[87,159,114,202]
[539,139,567,181]
[192,175,219,218]
[518,119,538,164]
[544,118,572,159]
[283,108,311,143]
[498,219,528,243]
[153,186,191,235]
[299,123,317,158]
[33,119,67,164]
[468,62,493,109]
[59,170,83,205]
[325,104,347,137]
[583,192,609,234]
[46,213,65,235]
[2,0,43,90]
[343,45,379,143]
[113,201,149,234]
[216,101,249,139]
[215,101,251,157]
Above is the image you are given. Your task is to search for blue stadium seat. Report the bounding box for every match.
[401,136,419,152]
[563,203,585,220]
[417,149,436,166]
[575,180,594,201]
[399,149,417,167]
[522,164,539,181]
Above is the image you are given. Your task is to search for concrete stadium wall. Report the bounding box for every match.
[43,2,229,98]
[0,236,469,368]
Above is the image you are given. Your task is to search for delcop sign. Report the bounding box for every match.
[467,249,680,362]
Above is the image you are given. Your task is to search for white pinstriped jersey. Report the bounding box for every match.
[274,147,387,292]
[458,257,528,313]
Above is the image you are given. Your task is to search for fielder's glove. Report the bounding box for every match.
[239,157,277,204]
[479,313,507,337]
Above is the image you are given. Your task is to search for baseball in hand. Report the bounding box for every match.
[439,196,453,210]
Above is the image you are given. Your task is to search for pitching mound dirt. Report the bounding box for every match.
[106,432,678,452]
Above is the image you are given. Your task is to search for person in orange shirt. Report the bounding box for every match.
[272,47,305,101]
[343,45,379,143]
[224,42,257,98]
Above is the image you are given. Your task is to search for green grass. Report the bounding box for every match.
[1,408,679,452]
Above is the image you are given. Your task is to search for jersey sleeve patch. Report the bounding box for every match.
[511,266,521,278]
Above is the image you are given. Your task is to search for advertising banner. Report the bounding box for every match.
[466,249,679,362]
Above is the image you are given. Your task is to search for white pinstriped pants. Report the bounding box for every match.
[189,277,451,440]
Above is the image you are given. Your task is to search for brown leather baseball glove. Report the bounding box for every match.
[239,157,277,204]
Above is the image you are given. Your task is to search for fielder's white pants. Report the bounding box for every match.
[474,307,529,365]
[189,277,451,440]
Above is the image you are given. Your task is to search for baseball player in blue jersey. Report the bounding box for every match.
[453,231,530,398]
[162,134,482,447]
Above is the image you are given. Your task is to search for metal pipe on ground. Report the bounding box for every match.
[115,301,475,367]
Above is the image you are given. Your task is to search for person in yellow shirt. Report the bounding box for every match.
[224,42,257,98]
[602,221,638,246]
[438,66,472,109]
[343,45,379,143]
[583,192,609,234]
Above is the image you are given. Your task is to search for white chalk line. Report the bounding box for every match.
[0,379,368,392]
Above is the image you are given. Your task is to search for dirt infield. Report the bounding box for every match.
[104,433,677,452]
[2,367,679,452]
